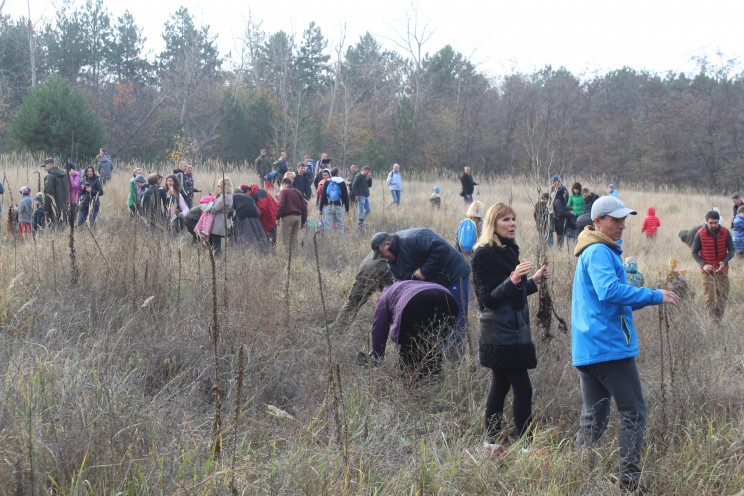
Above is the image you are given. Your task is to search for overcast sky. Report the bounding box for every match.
[9,0,743,78]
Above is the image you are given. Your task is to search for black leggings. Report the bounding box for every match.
[485,368,533,442]
[397,289,458,380]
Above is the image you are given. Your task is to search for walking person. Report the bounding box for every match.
[319,167,349,233]
[460,166,478,203]
[387,163,402,206]
[16,186,34,237]
[96,148,113,184]
[352,166,372,228]
[572,196,679,494]
[690,210,735,321]
[471,202,549,455]
[276,177,307,254]
[77,166,103,227]
[733,205,744,260]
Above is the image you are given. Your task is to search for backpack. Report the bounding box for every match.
[456,218,478,253]
[326,180,341,202]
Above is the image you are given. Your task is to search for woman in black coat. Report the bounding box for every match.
[471,202,549,453]
[77,166,104,227]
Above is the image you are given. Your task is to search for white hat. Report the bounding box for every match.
[591,196,637,219]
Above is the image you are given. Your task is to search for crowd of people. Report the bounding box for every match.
[5,150,743,494]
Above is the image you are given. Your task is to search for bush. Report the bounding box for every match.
[6,74,105,158]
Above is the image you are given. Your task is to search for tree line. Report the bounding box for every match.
[1,1,743,190]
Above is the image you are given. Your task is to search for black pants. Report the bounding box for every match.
[485,368,533,442]
[397,289,458,380]
[208,234,223,254]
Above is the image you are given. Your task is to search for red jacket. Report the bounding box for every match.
[641,207,660,237]
[249,184,278,233]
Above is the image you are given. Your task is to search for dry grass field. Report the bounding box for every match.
[0,153,742,495]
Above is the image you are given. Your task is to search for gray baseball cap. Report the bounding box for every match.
[370,232,389,257]
[591,196,637,219]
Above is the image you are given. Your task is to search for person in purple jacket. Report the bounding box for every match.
[369,280,458,381]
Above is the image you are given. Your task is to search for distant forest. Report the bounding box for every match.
[1,2,743,190]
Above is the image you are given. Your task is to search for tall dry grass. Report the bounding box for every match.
[0,153,742,495]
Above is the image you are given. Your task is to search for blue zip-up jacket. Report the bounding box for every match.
[571,228,662,366]
[387,228,471,287]
[732,214,744,253]
[386,170,402,191]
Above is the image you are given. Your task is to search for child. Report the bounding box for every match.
[16,186,34,237]
[194,195,215,244]
[429,185,441,209]
[623,257,645,288]
[641,206,660,240]
[733,205,744,260]
[32,193,45,232]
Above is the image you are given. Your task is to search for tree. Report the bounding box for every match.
[105,10,152,85]
[6,74,104,157]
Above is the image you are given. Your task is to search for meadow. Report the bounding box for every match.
[0,153,742,495]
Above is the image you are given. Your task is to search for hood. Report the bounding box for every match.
[48,166,66,177]
[623,260,639,274]
[574,226,621,257]
[69,170,80,178]
[647,206,655,216]
[330,176,345,184]
[249,184,260,195]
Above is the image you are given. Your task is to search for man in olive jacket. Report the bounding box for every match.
[41,158,69,226]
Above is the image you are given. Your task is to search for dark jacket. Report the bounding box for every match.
[386,228,471,287]
[352,174,372,198]
[33,206,45,231]
[255,154,273,177]
[472,242,538,369]
[43,166,70,221]
[184,205,203,237]
[79,174,103,206]
[232,193,260,220]
[293,172,313,201]
[319,176,350,212]
[140,184,166,223]
[460,173,477,196]
[276,186,308,225]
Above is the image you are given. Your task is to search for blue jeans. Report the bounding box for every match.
[390,189,401,205]
[444,274,469,355]
[322,204,345,233]
[77,200,100,227]
[576,358,647,484]
[357,196,370,221]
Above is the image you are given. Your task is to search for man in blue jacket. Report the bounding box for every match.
[371,228,471,356]
[572,196,678,493]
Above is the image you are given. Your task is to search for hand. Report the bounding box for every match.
[703,264,714,274]
[717,261,725,272]
[512,261,533,281]
[659,289,680,306]
[533,264,549,284]
[413,269,426,280]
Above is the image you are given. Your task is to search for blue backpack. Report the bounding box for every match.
[327,180,341,202]
[456,218,478,253]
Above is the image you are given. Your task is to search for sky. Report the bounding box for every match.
[8,0,743,78]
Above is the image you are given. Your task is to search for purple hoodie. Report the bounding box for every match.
[68,170,81,203]
[371,280,455,358]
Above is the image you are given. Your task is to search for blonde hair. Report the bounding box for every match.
[283,171,296,181]
[466,200,485,219]
[217,177,233,195]
[474,202,516,249]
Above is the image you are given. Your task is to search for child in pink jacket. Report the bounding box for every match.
[641,206,660,240]
[194,195,215,244]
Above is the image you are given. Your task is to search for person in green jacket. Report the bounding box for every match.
[567,182,586,216]
[127,168,145,216]
[41,158,70,226]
